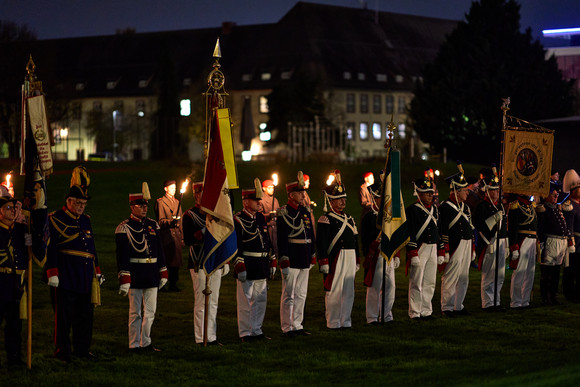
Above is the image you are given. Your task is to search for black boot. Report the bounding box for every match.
[540,265,551,305]
[551,265,562,305]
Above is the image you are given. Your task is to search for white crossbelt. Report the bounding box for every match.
[129,258,157,263]
[414,202,437,241]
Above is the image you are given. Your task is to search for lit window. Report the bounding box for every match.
[261,73,271,81]
[259,123,267,130]
[346,122,355,140]
[398,96,406,113]
[139,80,149,88]
[376,74,387,82]
[259,131,271,141]
[281,70,292,80]
[395,75,404,83]
[373,95,381,114]
[106,81,116,90]
[360,122,369,141]
[343,72,351,80]
[372,123,381,140]
[398,123,406,139]
[346,94,355,113]
[360,94,368,113]
[357,73,365,81]
[180,99,191,116]
[241,150,252,161]
[385,95,394,114]
[259,96,269,113]
[242,74,252,82]
[75,82,85,91]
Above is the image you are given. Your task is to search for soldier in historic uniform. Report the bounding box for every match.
[0,184,39,367]
[508,194,538,309]
[473,169,508,311]
[537,182,574,305]
[234,179,276,342]
[277,171,316,337]
[260,179,280,260]
[154,179,184,292]
[439,164,475,317]
[116,184,168,352]
[182,182,228,346]
[317,170,360,329]
[562,169,580,302]
[361,180,399,324]
[405,177,444,320]
[46,166,101,362]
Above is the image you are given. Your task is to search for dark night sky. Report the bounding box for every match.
[1,0,579,46]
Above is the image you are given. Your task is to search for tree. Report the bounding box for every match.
[409,0,575,164]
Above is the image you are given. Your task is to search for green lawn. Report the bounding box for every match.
[2,159,580,386]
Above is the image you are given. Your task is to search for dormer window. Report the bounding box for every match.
[343,72,352,80]
[376,74,387,82]
[261,73,271,81]
[75,82,85,91]
[357,73,366,81]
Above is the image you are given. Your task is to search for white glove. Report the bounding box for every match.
[119,283,130,296]
[570,245,576,254]
[237,271,247,282]
[511,250,520,260]
[471,251,476,262]
[437,255,444,265]
[355,264,360,272]
[48,276,59,287]
[309,263,314,269]
[320,264,329,274]
[494,211,503,223]
[444,252,450,263]
[270,267,276,279]
[97,274,105,285]
[487,243,495,255]
[158,278,168,290]
[221,264,230,277]
[24,233,32,247]
[411,256,420,266]
[393,257,400,269]
[281,267,290,279]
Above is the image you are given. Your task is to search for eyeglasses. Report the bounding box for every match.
[73,200,88,207]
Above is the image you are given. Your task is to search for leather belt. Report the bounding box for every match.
[130,258,157,263]
[59,249,95,259]
[518,230,537,236]
[289,238,311,244]
[0,267,24,274]
[242,252,268,258]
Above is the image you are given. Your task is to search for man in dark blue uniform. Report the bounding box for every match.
[277,171,316,337]
[234,179,276,342]
[317,170,360,329]
[116,185,168,352]
[46,166,101,362]
[562,169,580,302]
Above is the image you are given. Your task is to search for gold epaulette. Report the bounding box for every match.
[509,201,519,210]
[562,200,573,212]
[532,202,537,209]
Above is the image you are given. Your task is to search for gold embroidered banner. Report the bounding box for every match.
[502,128,554,198]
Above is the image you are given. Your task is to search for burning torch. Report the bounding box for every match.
[176,177,190,219]
[271,173,278,216]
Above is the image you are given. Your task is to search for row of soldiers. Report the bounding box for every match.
[2,164,580,366]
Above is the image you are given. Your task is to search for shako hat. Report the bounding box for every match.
[130,182,151,205]
[324,170,347,199]
[242,178,263,200]
[445,161,468,189]
[67,166,90,200]
[286,171,306,194]
[192,181,203,193]
[0,184,17,206]
[413,177,434,194]
[480,165,500,191]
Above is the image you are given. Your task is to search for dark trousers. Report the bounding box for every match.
[563,252,580,301]
[0,300,22,361]
[168,267,179,287]
[54,288,93,356]
[540,265,561,302]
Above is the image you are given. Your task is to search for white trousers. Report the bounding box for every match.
[326,249,356,328]
[408,243,437,318]
[441,239,472,312]
[544,237,568,266]
[190,268,222,344]
[237,278,268,337]
[510,237,537,308]
[280,267,309,333]
[128,287,158,349]
[366,254,396,323]
[481,238,507,308]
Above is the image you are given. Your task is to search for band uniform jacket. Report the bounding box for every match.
[316,211,360,291]
[182,206,205,271]
[537,202,572,261]
[406,201,444,259]
[115,215,168,289]
[0,221,28,302]
[154,195,184,267]
[46,207,100,294]
[276,203,316,269]
[473,198,507,262]
[562,198,580,247]
[439,198,474,256]
[507,198,538,252]
[234,209,274,281]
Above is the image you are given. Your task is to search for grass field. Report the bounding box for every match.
[2,159,580,386]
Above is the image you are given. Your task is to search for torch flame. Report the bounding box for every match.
[5,173,11,188]
[180,178,190,194]
[272,173,278,186]
[326,174,335,186]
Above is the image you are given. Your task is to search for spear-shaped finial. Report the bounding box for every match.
[213,38,222,59]
[385,114,396,149]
